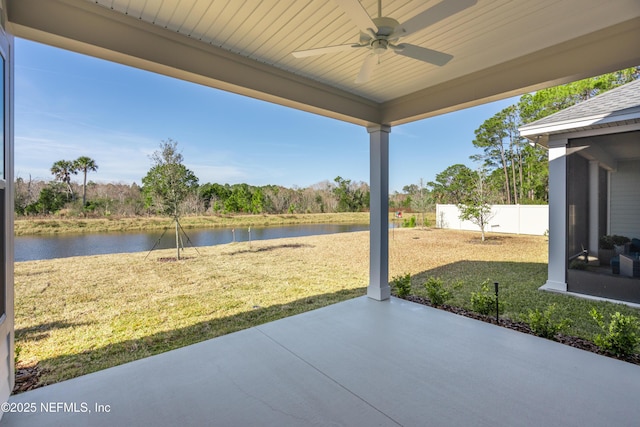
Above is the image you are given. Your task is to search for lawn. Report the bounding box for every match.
[14,212,371,235]
[14,228,640,390]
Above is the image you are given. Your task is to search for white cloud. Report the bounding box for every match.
[15,127,158,184]
[15,128,269,185]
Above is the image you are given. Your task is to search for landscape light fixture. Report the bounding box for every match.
[494,282,499,323]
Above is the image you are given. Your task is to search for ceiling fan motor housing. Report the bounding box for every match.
[359,16,400,51]
[292,0,467,83]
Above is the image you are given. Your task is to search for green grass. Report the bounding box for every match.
[408,260,639,340]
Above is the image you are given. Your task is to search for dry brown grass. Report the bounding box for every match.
[14,228,542,385]
[387,227,548,275]
[18,228,637,389]
[14,212,370,236]
[15,230,371,386]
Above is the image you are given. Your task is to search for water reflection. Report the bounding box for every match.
[15,223,369,261]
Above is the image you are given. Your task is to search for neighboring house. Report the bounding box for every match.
[519,79,640,303]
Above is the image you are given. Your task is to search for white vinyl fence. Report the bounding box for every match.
[436,204,548,236]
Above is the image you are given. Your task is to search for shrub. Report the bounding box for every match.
[424,277,451,307]
[391,273,412,298]
[590,309,640,357]
[470,281,504,316]
[611,235,630,246]
[600,235,630,249]
[402,216,417,228]
[527,304,570,339]
[569,259,587,270]
[599,235,614,250]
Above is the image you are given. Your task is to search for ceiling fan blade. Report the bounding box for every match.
[292,44,360,58]
[394,44,453,66]
[395,0,477,38]
[334,0,378,34]
[355,54,377,84]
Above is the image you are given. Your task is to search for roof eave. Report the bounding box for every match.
[519,108,640,141]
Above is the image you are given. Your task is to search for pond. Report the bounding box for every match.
[15,223,370,261]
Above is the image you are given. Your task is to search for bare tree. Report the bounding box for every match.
[458,169,497,242]
[409,178,433,228]
[142,140,198,259]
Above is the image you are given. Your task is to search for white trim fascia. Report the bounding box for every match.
[559,122,640,140]
[540,122,640,146]
[520,109,640,137]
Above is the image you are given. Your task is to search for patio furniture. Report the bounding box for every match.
[611,256,620,274]
[610,237,640,275]
[628,238,640,253]
[620,253,640,278]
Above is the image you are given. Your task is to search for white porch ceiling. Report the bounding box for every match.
[4,0,640,127]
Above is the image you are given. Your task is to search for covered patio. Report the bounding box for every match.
[0,0,640,424]
[4,296,640,426]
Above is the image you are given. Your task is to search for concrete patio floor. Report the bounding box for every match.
[2,296,640,426]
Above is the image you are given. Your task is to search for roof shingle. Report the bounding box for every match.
[519,79,640,135]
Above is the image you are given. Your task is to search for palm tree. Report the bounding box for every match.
[74,156,98,206]
[50,160,78,200]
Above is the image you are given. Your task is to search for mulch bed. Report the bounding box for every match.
[402,294,640,366]
[13,363,46,394]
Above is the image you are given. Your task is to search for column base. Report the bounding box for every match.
[539,280,567,293]
[367,284,391,301]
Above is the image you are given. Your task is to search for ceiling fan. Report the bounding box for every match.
[292,0,477,84]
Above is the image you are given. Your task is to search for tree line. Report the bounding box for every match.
[393,67,638,212]
[15,158,370,218]
[15,68,638,219]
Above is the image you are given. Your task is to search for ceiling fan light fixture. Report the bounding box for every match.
[290,0,476,83]
[371,39,388,55]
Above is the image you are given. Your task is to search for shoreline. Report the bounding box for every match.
[14,212,372,236]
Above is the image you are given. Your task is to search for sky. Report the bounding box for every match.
[15,38,519,193]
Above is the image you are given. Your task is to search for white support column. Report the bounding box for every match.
[588,160,599,257]
[367,125,390,301]
[543,139,568,292]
